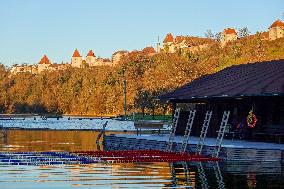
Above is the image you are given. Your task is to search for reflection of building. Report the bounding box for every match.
[71,49,83,68]
[221,28,237,47]
[269,19,284,41]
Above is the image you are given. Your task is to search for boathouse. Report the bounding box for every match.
[160,59,284,143]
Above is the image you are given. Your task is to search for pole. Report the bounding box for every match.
[123,78,127,119]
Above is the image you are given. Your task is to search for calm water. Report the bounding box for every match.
[0,119,283,188]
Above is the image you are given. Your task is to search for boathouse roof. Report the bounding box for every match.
[160,59,284,102]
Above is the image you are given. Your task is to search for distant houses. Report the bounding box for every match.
[9,19,284,75]
[161,19,284,52]
[10,49,114,75]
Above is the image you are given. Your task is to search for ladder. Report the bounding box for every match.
[166,108,181,152]
[96,121,108,151]
[213,162,226,189]
[180,110,196,152]
[196,111,212,155]
[182,162,194,186]
[197,162,209,189]
[169,162,177,187]
[212,111,230,158]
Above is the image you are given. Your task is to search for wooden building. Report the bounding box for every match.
[160,60,284,143]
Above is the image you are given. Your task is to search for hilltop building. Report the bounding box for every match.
[162,33,214,53]
[221,28,237,47]
[85,50,97,67]
[38,54,51,73]
[10,65,37,75]
[269,19,284,40]
[112,51,128,65]
[142,46,156,56]
[71,49,83,68]
[163,33,176,53]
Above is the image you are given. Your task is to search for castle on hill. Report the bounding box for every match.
[10,19,284,75]
[11,49,114,75]
[161,19,284,53]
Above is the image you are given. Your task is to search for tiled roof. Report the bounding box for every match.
[160,60,284,101]
[72,49,81,57]
[39,55,51,64]
[223,28,237,35]
[87,50,95,57]
[163,33,174,43]
[175,36,185,43]
[269,19,284,28]
[142,46,156,54]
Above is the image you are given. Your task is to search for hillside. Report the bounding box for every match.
[0,35,284,115]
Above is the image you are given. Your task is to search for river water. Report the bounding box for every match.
[0,118,283,188]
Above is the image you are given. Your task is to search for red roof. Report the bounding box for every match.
[39,55,51,64]
[269,19,284,28]
[223,28,237,35]
[87,50,95,57]
[142,46,156,54]
[72,49,81,57]
[175,36,184,43]
[163,33,174,43]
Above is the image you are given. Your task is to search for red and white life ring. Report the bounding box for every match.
[247,111,257,128]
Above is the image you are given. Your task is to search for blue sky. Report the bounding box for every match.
[0,0,283,66]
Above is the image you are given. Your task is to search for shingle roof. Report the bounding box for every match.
[269,19,284,28]
[223,28,237,35]
[72,49,81,57]
[39,55,51,64]
[87,50,95,57]
[163,33,174,43]
[160,60,284,101]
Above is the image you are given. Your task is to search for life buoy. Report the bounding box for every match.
[247,111,257,128]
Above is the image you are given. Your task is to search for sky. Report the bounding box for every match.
[0,0,283,66]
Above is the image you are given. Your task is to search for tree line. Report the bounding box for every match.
[0,35,283,116]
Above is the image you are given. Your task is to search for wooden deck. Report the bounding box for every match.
[104,134,284,162]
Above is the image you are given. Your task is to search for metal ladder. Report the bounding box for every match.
[180,110,196,152]
[166,108,181,152]
[182,162,194,186]
[197,162,209,189]
[212,111,230,158]
[196,111,212,155]
[96,121,108,151]
[213,162,226,189]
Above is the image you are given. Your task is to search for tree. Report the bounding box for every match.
[215,32,222,42]
[204,29,215,39]
[238,27,250,38]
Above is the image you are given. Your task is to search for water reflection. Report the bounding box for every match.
[0,129,283,189]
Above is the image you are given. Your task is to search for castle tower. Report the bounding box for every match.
[269,19,284,40]
[38,54,51,73]
[86,50,97,67]
[221,28,237,47]
[71,49,83,68]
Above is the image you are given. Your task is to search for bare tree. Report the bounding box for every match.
[238,27,250,38]
[204,29,215,39]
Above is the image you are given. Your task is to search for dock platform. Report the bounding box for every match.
[105,134,284,162]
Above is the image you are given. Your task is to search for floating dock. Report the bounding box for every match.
[104,134,284,162]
